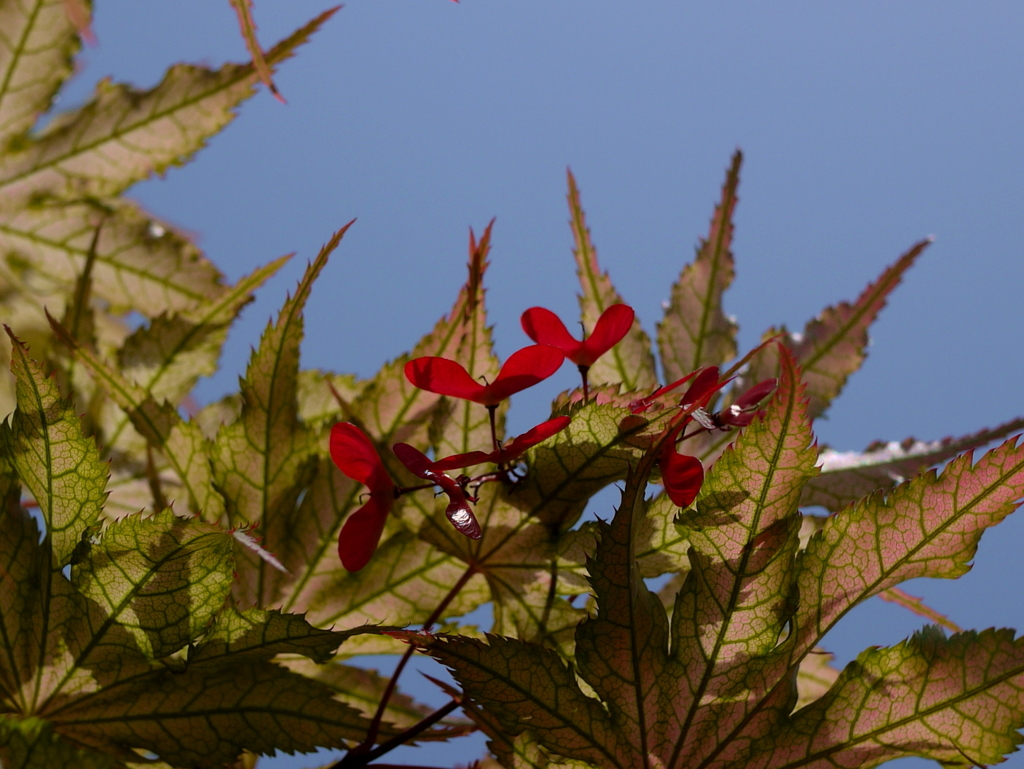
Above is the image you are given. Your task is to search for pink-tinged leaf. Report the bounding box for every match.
[63,0,95,45]
[0,0,79,143]
[794,434,1024,659]
[762,628,1024,769]
[657,151,740,381]
[744,239,929,419]
[406,632,626,766]
[338,495,392,573]
[667,347,818,768]
[660,450,703,508]
[228,0,285,103]
[801,416,1024,512]
[567,169,657,390]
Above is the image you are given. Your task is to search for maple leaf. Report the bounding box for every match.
[657,150,741,382]
[279,241,683,662]
[802,415,1024,512]
[740,237,929,420]
[567,169,657,392]
[430,221,505,462]
[409,349,1024,769]
[0,0,336,416]
[214,224,352,606]
[0,334,373,768]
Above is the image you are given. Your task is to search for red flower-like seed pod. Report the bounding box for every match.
[521,304,634,369]
[659,423,704,508]
[404,345,564,407]
[330,423,396,572]
[429,416,571,472]
[393,443,483,539]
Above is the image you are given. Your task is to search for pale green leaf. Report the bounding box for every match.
[657,151,740,380]
[0,200,225,317]
[189,606,352,665]
[567,170,657,391]
[73,509,234,660]
[275,454,359,613]
[634,491,692,578]
[793,649,840,712]
[0,0,77,141]
[0,9,337,201]
[0,502,153,714]
[297,369,365,431]
[214,226,349,606]
[513,402,656,529]
[305,529,488,654]
[49,313,227,520]
[0,326,106,565]
[0,499,366,767]
[117,255,289,407]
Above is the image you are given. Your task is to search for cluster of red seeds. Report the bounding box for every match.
[329,303,775,572]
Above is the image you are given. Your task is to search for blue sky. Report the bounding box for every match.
[57,2,1024,766]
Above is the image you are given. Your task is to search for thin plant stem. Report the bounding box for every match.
[330,699,462,769]
[346,565,478,757]
[578,364,590,402]
[486,405,499,452]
